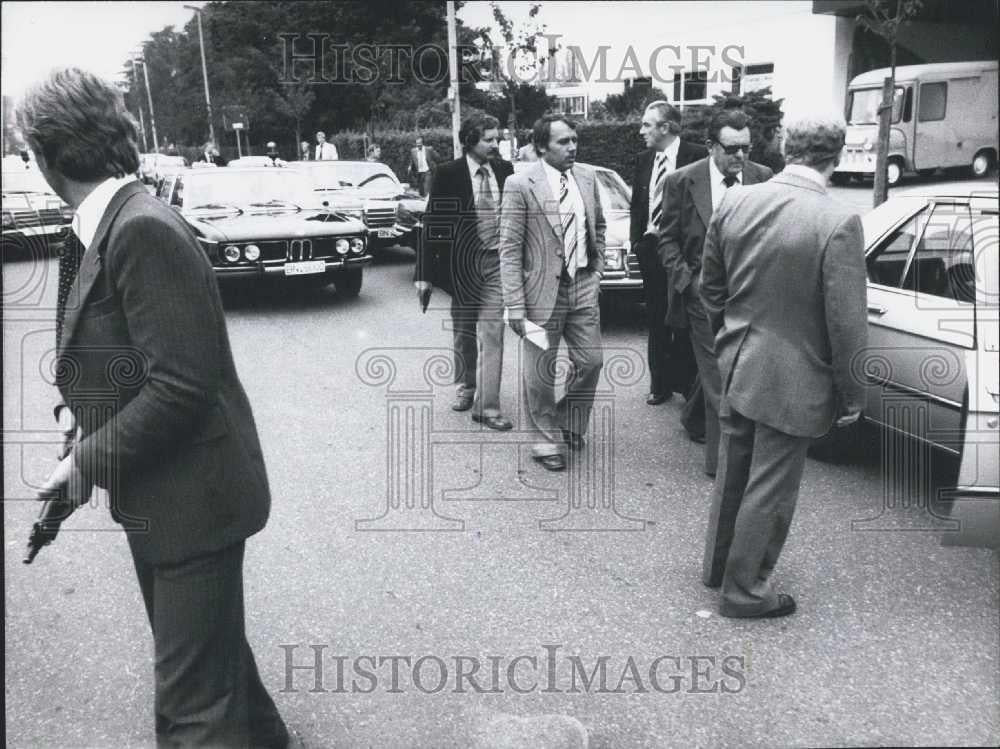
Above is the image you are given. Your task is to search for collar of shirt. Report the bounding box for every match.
[541,159,575,201]
[782,163,827,189]
[540,160,586,262]
[73,174,137,250]
[467,154,498,206]
[708,156,741,188]
[657,137,681,168]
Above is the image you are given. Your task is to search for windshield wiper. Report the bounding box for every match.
[189,203,243,214]
[249,199,301,210]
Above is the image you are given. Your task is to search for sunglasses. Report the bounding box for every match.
[716,143,749,156]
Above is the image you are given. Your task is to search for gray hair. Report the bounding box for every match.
[17,67,140,181]
[644,100,682,135]
[782,114,846,170]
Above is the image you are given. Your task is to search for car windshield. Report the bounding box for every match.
[848,87,904,125]
[595,169,631,213]
[301,162,402,196]
[157,156,187,166]
[183,170,319,210]
[2,169,56,194]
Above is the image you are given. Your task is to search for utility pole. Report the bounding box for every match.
[185,5,215,144]
[136,53,160,152]
[447,1,461,158]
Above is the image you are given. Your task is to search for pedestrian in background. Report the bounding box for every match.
[366,143,382,162]
[315,130,338,160]
[498,128,517,161]
[299,140,311,161]
[407,135,437,197]
[516,133,538,162]
[20,67,289,746]
[700,113,867,618]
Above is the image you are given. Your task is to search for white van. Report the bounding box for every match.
[834,61,998,185]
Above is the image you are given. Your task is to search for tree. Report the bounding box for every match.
[603,85,669,120]
[857,0,923,206]
[272,80,315,151]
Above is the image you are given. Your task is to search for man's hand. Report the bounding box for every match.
[38,452,91,509]
[835,410,862,428]
[414,281,432,313]
[507,316,525,338]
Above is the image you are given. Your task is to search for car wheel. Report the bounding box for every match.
[886,159,903,186]
[333,267,363,298]
[971,150,995,178]
[809,417,864,463]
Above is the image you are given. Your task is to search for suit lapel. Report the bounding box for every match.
[573,166,597,253]
[528,161,563,242]
[637,150,654,196]
[58,181,144,356]
[690,159,713,230]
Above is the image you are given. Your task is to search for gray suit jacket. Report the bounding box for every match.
[498,161,606,325]
[700,170,868,438]
[58,181,270,564]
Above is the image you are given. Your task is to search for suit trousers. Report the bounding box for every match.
[521,269,604,457]
[702,405,810,616]
[451,257,505,417]
[685,289,723,474]
[417,171,432,197]
[129,539,288,748]
[636,234,672,396]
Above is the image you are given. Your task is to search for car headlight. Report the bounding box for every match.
[335,238,350,255]
[862,139,874,152]
[60,205,74,221]
[2,211,14,229]
[223,244,241,263]
[350,238,365,254]
[243,244,260,262]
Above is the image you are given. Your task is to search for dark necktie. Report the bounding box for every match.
[723,174,738,188]
[476,166,498,248]
[56,231,84,350]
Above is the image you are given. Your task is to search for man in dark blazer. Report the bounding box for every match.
[700,114,867,617]
[499,115,606,472]
[23,68,288,747]
[195,140,227,166]
[407,135,438,197]
[657,109,773,477]
[630,101,706,406]
[416,113,514,429]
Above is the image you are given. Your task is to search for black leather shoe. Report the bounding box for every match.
[472,413,513,431]
[533,454,566,471]
[646,392,671,405]
[451,394,474,412]
[722,593,797,619]
[561,429,585,450]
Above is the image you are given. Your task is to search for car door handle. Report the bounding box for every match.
[867,304,887,316]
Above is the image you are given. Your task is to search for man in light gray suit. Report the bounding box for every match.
[499,115,606,472]
[700,114,868,618]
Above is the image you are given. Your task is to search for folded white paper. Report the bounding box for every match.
[504,309,549,350]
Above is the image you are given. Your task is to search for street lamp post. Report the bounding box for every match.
[185,5,215,144]
[134,53,160,152]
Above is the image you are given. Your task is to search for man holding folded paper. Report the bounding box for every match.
[498,114,606,472]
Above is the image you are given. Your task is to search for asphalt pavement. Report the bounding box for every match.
[4,175,998,748]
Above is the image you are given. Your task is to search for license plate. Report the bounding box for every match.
[284,260,326,276]
[376,228,394,238]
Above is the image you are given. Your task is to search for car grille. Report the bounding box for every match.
[255,241,289,262]
[626,251,642,277]
[364,206,396,228]
[8,208,66,229]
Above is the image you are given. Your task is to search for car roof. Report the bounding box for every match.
[851,60,996,87]
[891,180,999,199]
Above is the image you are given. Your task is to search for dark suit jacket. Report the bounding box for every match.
[58,181,269,564]
[700,170,868,437]
[195,152,228,167]
[657,157,773,327]
[416,156,513,304]
[629,139,707,245]
[407,145,438,177]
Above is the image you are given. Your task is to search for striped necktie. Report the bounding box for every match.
[559,171,579,278]
[649,152,667,230]
[476,165,498,248]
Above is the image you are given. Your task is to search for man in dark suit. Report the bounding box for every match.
[630,101,706,406]
[658,109,773,477]
[407,136,438,197]
[22,68,288,747]
[416,113,514,430]
[195,140,227,166]
[700,114,867,617]
[499,115,606,472]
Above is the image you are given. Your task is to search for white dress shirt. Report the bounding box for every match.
[415,146,429,173]
[708,156,742,213]
[466,154,499,209]
[646,136,680,234]
[541,160,586,270]
[316,142,338,160]
[73,174,137,249]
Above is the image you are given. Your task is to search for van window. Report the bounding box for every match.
[848,87,905,125]
[866,206,930,287]
[902,203,973,302]
[918,82,947,122]
[902,86,913,123]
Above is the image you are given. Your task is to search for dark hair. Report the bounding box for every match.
[707,109,751,143]
[459,113,500,151]
[644,100,682,135]
[531,114,577,152]
[17,67,140,181]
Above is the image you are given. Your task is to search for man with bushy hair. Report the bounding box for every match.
[699,112,867,618]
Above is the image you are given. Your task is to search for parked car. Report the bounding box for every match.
[834,61,998,186]
[228,156,280,168]
[138,153,159,183]
[814,180,998,549]
[293,160,425,251]
[154,167,371,297]
[150,154,188,187]
[2,167,72,259]
[512,161,636,295]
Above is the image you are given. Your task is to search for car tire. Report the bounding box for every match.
[333,268,363,298]
[886,159,903,186]
[809,417,865,463]
[971,149,996,178]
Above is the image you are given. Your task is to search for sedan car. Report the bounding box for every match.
[293,160,426,252]
[815,180,998,549]
[512,161,636,295]
[155,167,370,297]
[2,167,72,259]
[150,154,188,187]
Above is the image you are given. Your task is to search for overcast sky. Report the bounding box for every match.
[2,1,814,102]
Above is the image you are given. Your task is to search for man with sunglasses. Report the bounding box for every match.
[657,109,772,478]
